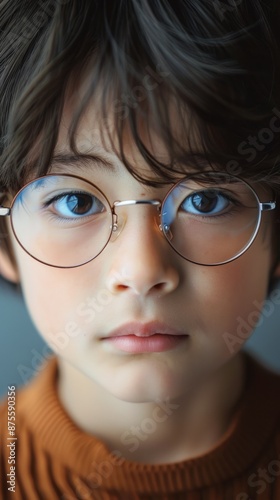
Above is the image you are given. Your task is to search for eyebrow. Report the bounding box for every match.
[49,151,117,173]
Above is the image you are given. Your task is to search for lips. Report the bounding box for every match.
[100,320,187,339]
[100,321,189,353]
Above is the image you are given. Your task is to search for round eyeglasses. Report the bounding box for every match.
[0,171,276,268]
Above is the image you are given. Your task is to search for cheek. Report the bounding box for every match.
[13,244,104,346]
[191,237,272,356]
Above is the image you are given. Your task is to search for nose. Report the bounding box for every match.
[105,205,180,297]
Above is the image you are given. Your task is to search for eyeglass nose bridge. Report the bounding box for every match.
[111,199,162,241]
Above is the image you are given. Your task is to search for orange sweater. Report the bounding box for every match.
[1,353,280,500]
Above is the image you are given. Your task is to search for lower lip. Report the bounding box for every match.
[101,334,189,353]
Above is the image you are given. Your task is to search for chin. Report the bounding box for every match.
[100,371,188,403]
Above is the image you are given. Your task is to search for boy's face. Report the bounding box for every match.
[2,94,279,403]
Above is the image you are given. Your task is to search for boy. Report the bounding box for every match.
[1,0,280,498]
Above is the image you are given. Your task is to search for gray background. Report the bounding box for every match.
[0,276,280,398]
[0,277,52,398]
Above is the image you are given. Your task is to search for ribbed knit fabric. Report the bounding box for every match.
[1,352,280,499]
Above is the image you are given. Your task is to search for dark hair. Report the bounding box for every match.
[1,0,280,261]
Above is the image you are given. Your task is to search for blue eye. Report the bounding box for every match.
[47,192,105,218]
[181,190,230,216]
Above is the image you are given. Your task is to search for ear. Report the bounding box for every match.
[0,250,19,283]
[273,262,280,279]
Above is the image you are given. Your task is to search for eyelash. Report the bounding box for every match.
[179,192,243,219]
[43,190,89,206]
[41,191,104,224]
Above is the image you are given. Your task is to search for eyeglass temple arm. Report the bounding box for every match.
[0,207,10,216]
[260,202,276,211]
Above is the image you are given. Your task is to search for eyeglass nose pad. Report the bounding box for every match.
[159,220,173,241]
[110,213,126,242]
[164,225,173,241]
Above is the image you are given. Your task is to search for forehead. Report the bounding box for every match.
[55,82,192,180]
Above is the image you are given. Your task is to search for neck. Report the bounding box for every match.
[57,352,246,464]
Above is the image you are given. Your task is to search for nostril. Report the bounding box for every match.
[115,284,129,291]
[111,281,167,295]
[154,283,165,290]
